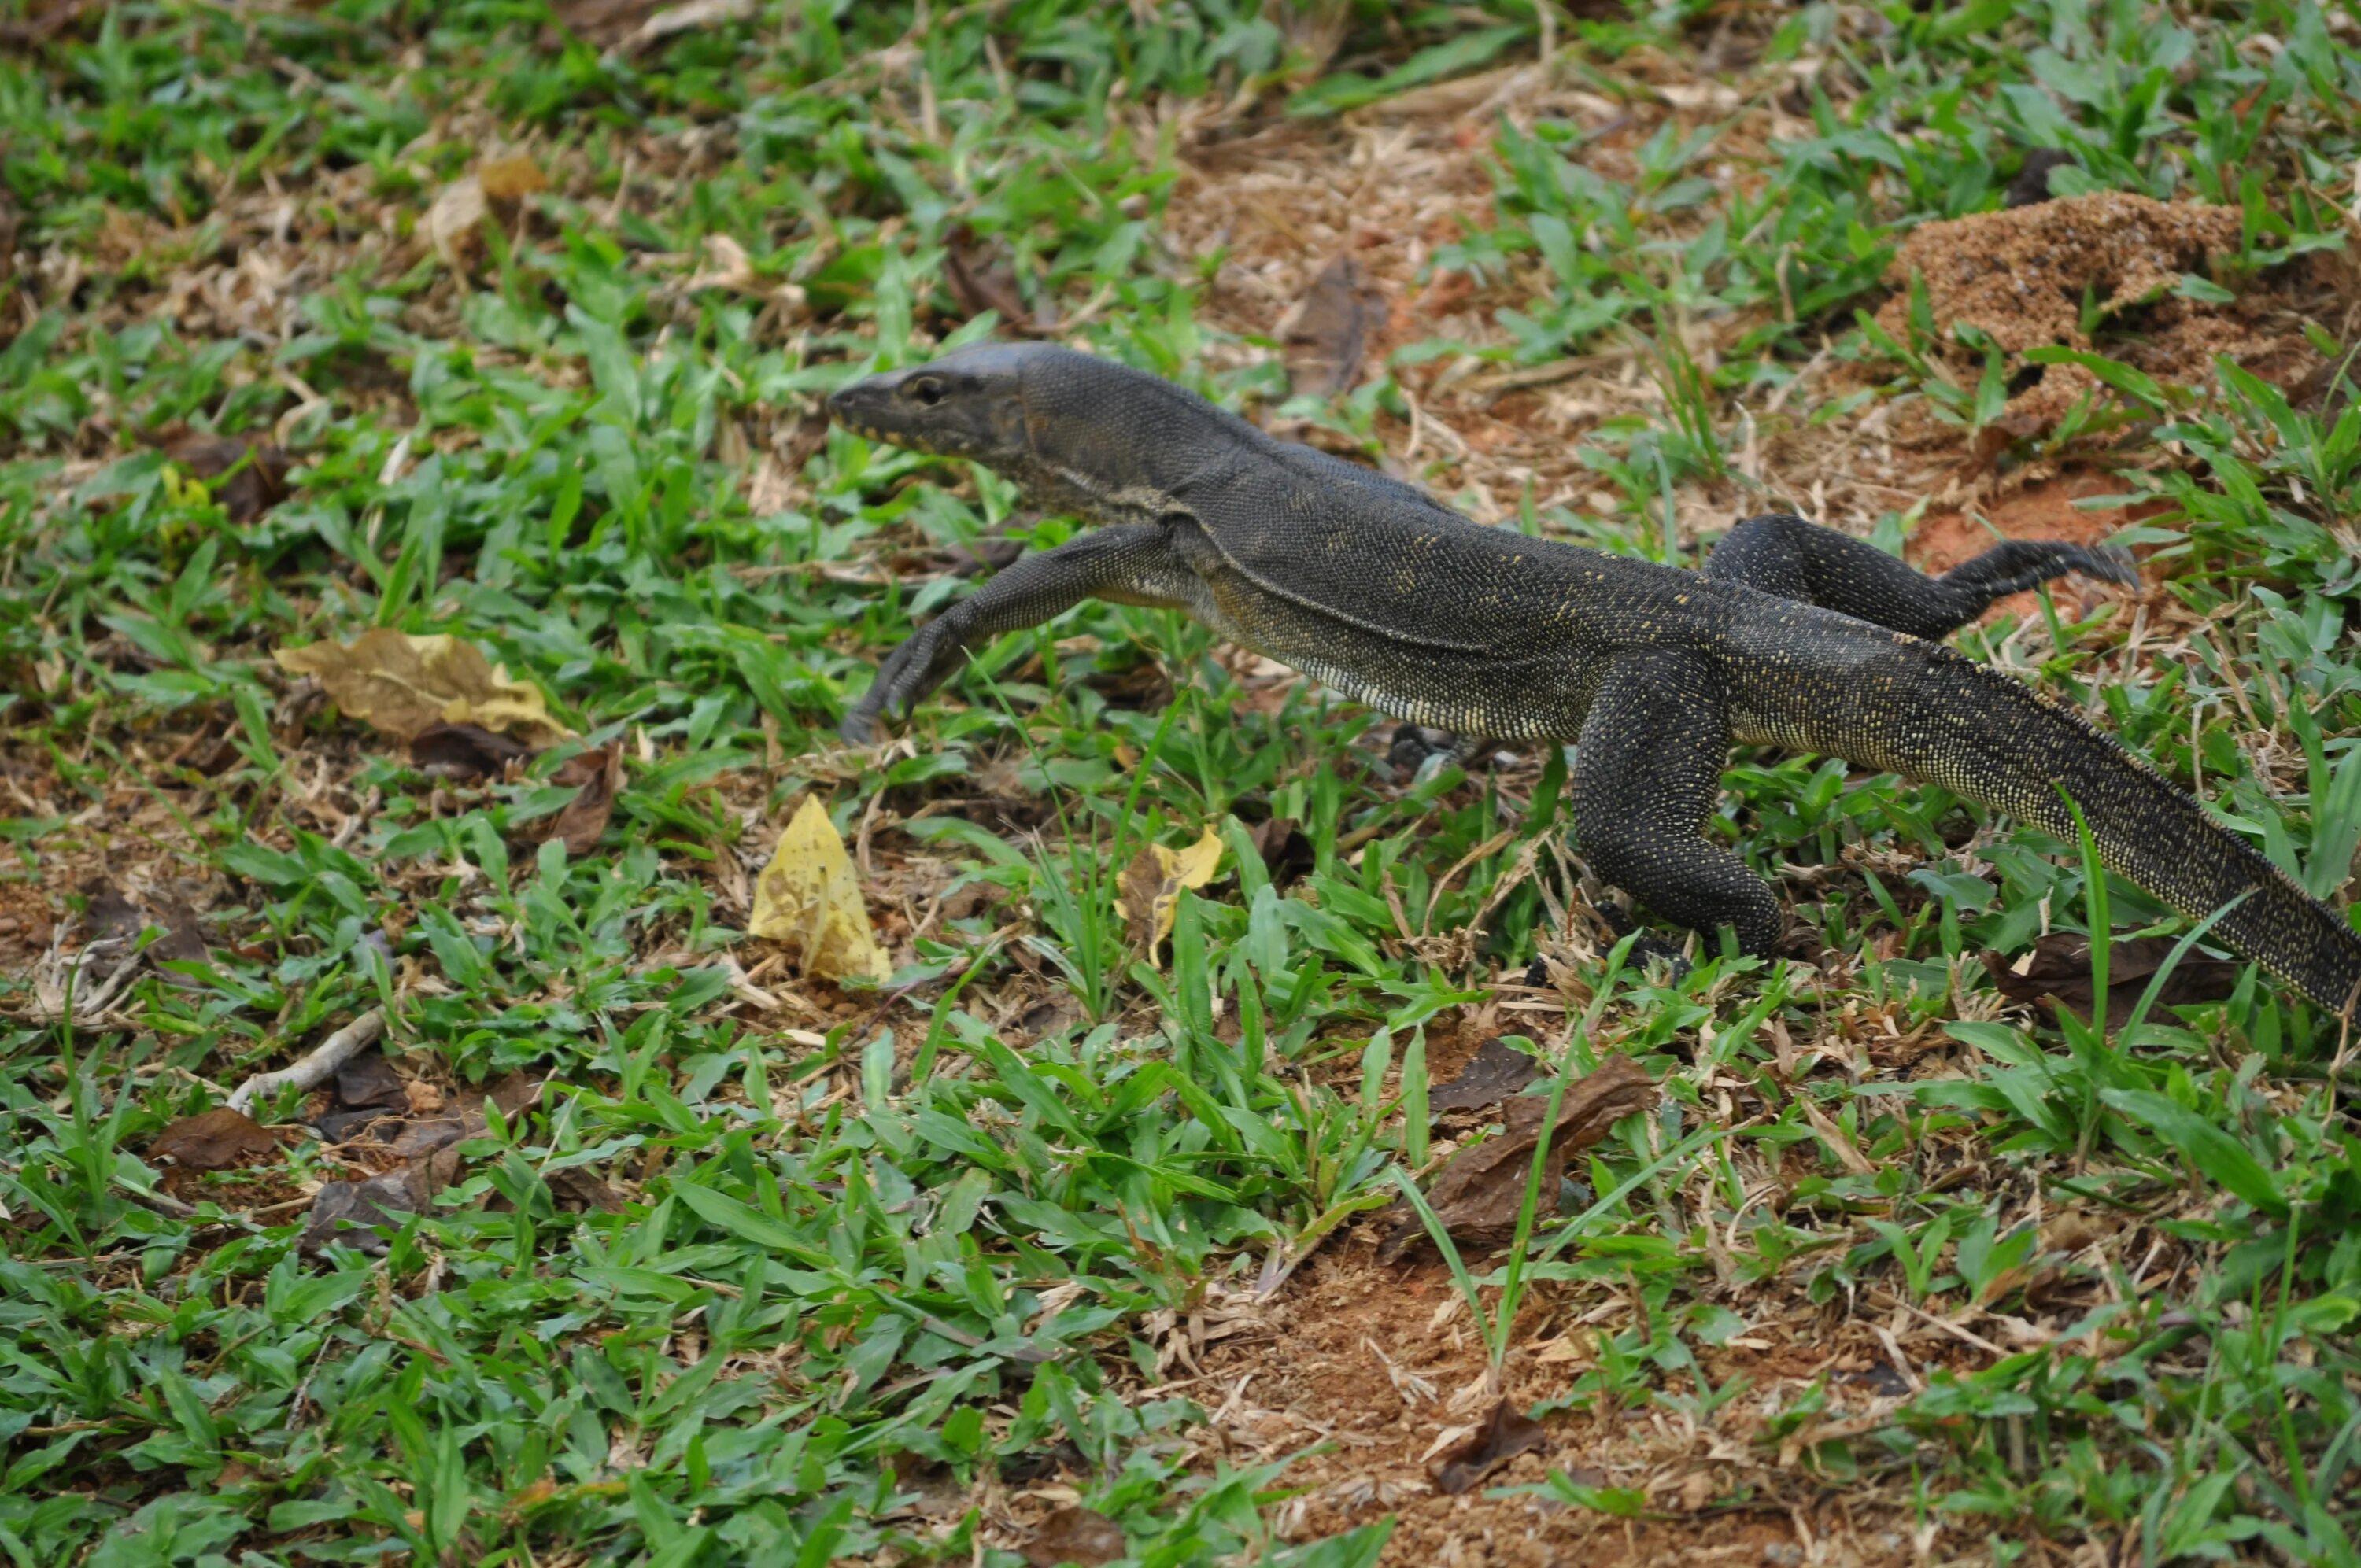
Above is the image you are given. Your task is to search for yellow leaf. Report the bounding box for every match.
[476,153,548,203]
[748,797,892,985]
[273,629,573,747]
[1115,825,1225,966]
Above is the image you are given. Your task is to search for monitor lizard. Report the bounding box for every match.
[828,342,2361,1016]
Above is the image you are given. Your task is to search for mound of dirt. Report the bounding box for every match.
[1876,190,2316,430]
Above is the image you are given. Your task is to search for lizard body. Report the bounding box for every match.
[829,343,2361,1015]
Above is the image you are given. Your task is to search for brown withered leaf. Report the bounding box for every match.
[548,1166,626,1213]
[1283,253,1384,398]
[1429,1399,1550,1495]
[1114,826,1225,964]
[411,721,538,780]
[150,1109,278,1173]
[477,153,547,204]
[386,1116,471,1160]
[1377,1054,1656,1264]
[298,1150,460,1254]
[80,876,143,942]
[334,1050,408,1111]
[1428,1036,1542,1114]
[1981,932,2241,1029]
[313,1108,395,1144]
[545,744,623,857]
[1022,1506,1125,1568]
[164,434,289,523]
[486,1070,548,1120]
[273,629,571,747]
[944,223,1047,334]
[1246,816,1314,885]
[143,895,212,975]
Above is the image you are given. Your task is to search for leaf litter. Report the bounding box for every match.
[1981,930,2241,1029]
[1376,1053,1655,1264]
[749,795,893,983]
[1114,825,1226,962]
[273,629,573,747]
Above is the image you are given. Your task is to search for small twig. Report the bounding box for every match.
[227,1009,387,1115]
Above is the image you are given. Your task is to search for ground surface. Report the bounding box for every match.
[3,2,2360,1566]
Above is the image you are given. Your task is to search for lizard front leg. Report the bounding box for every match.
[841,523,1192,742]
[1704,512,2134,639]
[1572,647,1783,962]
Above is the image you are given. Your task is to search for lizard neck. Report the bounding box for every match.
[1003,358,1254,526]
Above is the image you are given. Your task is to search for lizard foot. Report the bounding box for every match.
[1387,724,1460,777]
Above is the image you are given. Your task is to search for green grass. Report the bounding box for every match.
[4,1,2360,1563]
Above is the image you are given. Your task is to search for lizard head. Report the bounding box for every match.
[828,342,1200,522]
[825,343,1039,466]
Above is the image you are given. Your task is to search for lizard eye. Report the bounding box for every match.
[908,376,946,407]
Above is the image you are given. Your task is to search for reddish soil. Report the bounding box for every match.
[1907,473,2167,624]
[1188,1245,1924,1566]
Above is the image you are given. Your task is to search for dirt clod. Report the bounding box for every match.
[1877,191,2314,430]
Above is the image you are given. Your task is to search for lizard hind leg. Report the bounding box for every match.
[1571,648,1784,961]
[1704,512,2133,640]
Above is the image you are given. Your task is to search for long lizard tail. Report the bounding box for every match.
[1848,642,2361,1016]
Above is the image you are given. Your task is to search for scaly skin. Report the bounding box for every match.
[828,342,2361,1016]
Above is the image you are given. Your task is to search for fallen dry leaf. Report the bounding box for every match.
[944,223,1046,333]
[161,434,289,523]
[548,1166,627,1213]
[424,175,489,268]
[1283,253,1384,398]
[1115,825,1225,964]
[1245,815,1314,885]
[334,1050,408,1111]
[545,743,623,858]
[1378,1053,1656,1264]
[274,629,572,747]
[749,797,892,984]
[1981,932,2241,1030]
[477,153,547,203]
[411,721,539,780]
[1022,1506,1125,1568]
[312,1046,412,1143]
[1428,1398,1549,1495]
[300,1150,460,1254]
[149,1109,277,1173]
[1428,1036,1543,1114]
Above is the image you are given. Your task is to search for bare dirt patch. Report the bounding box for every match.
[1160,65,1717,527]
[1876,190,2321,432]
[1191,1245,1923,1566]
[1907,471,2167,624]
